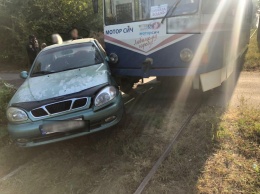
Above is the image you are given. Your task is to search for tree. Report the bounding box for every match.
[0,0,103,65]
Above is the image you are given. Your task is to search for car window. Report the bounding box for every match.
[31,43,103,77]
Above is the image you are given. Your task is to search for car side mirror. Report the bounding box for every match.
[20,71,28,79]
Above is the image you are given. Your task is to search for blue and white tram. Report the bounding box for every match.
[102,0,253,92]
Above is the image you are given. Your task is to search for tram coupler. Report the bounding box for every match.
[142,58,153,78]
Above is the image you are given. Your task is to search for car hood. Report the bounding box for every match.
[11,64,110,104]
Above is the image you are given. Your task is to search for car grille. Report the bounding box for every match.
[31,97,88,118]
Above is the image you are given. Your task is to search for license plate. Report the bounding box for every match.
[41,120,86,135]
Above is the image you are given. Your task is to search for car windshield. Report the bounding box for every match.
[105,0,200,25]
[30,43,103,77]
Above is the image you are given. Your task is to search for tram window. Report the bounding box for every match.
[116,3,133,23]
[105,0,200,25]
[141,0,150,19]
[201,0,221,14]
[105,0,134,25]
[202,0,236,15]
[105,0,116,25]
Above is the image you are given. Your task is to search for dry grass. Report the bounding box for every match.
[244,31,260,71]
[144,105,222,194]
[197,99,260,193]
[143,96,260,194]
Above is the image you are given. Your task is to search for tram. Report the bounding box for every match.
[96,0,253,92]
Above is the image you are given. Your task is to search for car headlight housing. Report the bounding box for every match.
[7,107,28,122]
[180,48,194,63]
[95,86,117,107]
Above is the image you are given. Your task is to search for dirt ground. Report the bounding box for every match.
[0,73,24,89]
[0,69,259,194]
[0,79,201,194]
[230,71,260,106]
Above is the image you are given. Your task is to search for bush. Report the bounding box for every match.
[244,32,260,71]
[0,82,16,124]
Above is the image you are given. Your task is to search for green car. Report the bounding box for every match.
[6,39,124,147]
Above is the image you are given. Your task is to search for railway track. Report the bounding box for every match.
[250,28,257,39]
[134,95,205,194]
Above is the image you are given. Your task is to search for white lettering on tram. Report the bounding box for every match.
[139,31,159,36]
[134,34,158,50]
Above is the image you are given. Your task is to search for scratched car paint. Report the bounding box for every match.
[6,38,124,147]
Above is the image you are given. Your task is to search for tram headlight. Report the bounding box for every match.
[109,53,119,64]
[180,48,194,63]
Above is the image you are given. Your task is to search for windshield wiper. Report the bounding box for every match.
[31,71,54,77]
[56,67,80,73]
[161,0,182,24]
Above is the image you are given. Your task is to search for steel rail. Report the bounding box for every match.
[133,99,203,194]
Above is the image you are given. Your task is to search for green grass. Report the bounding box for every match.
[244,31,260,71]
[197,101,260,193]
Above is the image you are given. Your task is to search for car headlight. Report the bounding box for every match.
[95,86,117,107]
[180,48,194,63]
[7,107,28,122]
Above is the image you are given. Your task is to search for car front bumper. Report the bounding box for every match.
[8,95,124,147]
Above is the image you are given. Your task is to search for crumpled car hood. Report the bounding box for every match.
[10,64,109,104]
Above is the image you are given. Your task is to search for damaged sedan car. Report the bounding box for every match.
[6,39,124,147]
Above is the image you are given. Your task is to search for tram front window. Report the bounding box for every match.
[104,0,200,25]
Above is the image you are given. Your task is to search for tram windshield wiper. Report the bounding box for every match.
[161,0,182,24]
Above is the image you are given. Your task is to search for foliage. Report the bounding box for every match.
[0,0,103,65]
[0,82,16,124]
[244,32,260,71]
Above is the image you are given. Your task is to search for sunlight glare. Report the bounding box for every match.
[172,0,247,108]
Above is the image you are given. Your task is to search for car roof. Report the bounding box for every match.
[42,38,96,51]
